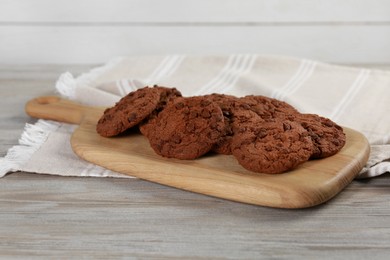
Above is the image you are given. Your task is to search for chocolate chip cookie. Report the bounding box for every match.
[296,114,346,158]
[139,86,182,137]
[96,85,346,174]
[240,95,299,120]
[97,86,181,137]
[241,95,345,159]
[231,110,314,174]
[145,96,225,160]
[203,93,240,155]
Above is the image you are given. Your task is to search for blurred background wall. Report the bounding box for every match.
[1,0,389,64]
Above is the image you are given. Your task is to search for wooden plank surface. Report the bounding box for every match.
[1,64,390,258]
[2,25,390,64]
[1,0,390,23]
[1,0,390,64]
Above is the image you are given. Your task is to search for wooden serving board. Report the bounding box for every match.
[25,96,370,208]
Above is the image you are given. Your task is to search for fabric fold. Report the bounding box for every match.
[0,120,61,177]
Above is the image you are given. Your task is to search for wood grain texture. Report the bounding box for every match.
[0,64,96,156]
[1,0,390,64]
[1,64,390,258]
[25,96,370,208]
[2,25,390,64]
[1,171,389,259]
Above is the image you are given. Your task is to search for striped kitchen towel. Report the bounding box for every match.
[1,54,389,178]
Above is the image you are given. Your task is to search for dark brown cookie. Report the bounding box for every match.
[240,95,345,159]
[145,96,225,160]
[139,86,182,137]
[296,114,346,159]
[151,85,183,112]
[97,86,181,137]
[240,95,300,120]
[231,110,314,174]
[195,94,301,155]
[203,94,240,155]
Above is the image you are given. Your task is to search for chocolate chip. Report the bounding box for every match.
[128,113,137,122]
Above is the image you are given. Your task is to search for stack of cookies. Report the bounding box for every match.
[96,85,346,174]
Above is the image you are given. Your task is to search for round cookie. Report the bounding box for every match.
[240,95,345,159]
[139,86,182,137]
[231,110,314,174]
[296,114,346,159]
[146,96,225,160]
[151,85,182,112]
[97,86,181,137]
[240,95,300,120]
[203,94,240,155]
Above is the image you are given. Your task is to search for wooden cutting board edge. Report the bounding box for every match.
[25,96,370,208]
[70,120,370,209]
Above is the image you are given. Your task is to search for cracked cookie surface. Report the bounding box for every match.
[240,95,299,120]
[97,86,181,137]
[231,110,314,174]
[296,113,346,159]
[203,93,240,155]
[96,86,346,174]
[240,95,345,160]
[146,96,225,160]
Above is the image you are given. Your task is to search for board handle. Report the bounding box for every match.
[25,96,96,124]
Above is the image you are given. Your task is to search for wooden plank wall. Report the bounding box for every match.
[0,0,389,64]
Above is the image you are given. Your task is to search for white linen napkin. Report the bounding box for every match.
[1,54,390,178]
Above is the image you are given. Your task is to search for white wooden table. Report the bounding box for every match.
[1,64,390,259]
[1,0,390,64]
